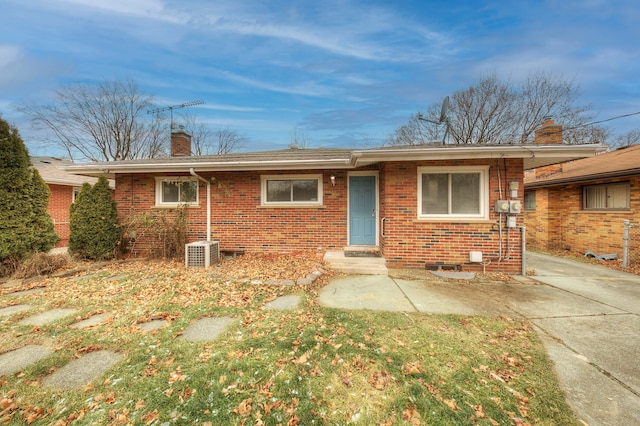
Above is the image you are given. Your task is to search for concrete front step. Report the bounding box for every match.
[323,251,388,275]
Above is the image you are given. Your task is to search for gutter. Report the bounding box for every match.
[525,169,640,189]
[350,144,607,168]
[65,158,353,177]
[189,168,211,242]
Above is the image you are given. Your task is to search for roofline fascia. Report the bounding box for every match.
[44,178,90,186]
[525,168,640,188]
[65,158,354,176]
[64,144,607,176]
[350,144,606,167]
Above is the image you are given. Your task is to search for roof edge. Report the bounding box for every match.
[525,168,640,188]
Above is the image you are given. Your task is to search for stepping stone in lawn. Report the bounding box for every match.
[264,294,302,310]
[68,273,100,281]
[18,308,78,326]
[0,345,53,376]
[5,288,45,297]
[179,317,235,342]
[0,304,32,317]
[106,274,128,281]
[71,312,110,329]
[0,279,23,290]
[43,350,123,390]
[138,319,168,332]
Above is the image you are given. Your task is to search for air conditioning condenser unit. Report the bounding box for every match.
[185,240,220,268]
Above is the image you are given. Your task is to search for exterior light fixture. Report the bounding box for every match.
[330,175,336,186]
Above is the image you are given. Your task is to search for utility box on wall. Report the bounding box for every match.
[508,200,522,214]
[495,200,510,213]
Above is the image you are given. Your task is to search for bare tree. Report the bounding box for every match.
[610,129,640,149]
[180,112,246,155]
[16,79,165,161]
[214,127,246,154]
[388,72,602,145]
[289,127,312,148]
[180,112,213,156]
[386,104,446,146]
[448,74,517,144]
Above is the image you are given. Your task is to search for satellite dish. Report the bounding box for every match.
[438,96,450,123]
[417,96,452,144]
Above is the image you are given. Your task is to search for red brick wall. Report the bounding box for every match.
[115,171,349,255]
[47,184,74,247]
[114,159,525,273]
[380,159,523,273]
[525,176,640,256]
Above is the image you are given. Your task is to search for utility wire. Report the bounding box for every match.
[564,110,640,131]
[526,110,640,140]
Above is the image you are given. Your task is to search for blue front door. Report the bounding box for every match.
[349,175,376,245]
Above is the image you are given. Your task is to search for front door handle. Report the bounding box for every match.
[372,208,375,217]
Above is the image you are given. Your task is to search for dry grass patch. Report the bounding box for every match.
[0,253,578,425]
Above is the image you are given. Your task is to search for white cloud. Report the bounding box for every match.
[212,68,337,98]
[58,0,187,24]
[0,44,67,94]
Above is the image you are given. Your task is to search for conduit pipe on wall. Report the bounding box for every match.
[189,168,211,242]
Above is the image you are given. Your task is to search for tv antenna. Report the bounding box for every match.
[418,96,450,144]
[147,100,205,130]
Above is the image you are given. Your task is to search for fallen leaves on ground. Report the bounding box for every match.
[0,252,572,425]
[24,251,327,320]
[211,251,327,282]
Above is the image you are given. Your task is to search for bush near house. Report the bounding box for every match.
[28,168,59,252]
[0,116,58,275]
[69,177,120,260]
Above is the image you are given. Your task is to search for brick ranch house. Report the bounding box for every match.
[32,157,113,248]
[524,143,640,257]
[67,129,603,274]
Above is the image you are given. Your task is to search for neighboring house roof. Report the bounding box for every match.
[32,156,114,188]
[525,145,640,188]
[65,144,606,177]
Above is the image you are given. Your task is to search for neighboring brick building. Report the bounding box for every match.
[32,157,111,247]
[67,132,603,274]
[524,144,640,257]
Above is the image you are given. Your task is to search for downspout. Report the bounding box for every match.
[521,225,526,276]
[496,161,503,261]
[190,168,211,242]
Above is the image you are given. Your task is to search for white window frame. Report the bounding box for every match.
[155,177,199,207]
[583,182,630,210]
[417,166,489,220]
[261,174,323,206]
[72,187,81,203]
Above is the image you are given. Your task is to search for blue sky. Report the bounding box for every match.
[1,0,639,156]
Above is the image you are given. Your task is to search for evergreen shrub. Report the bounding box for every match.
[69,176,119,260]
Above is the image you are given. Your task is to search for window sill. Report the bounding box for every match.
[153,204,200,209]
[414,218,493,224]
[258,205,326,209]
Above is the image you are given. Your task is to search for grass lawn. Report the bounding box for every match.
[0,253,578,425]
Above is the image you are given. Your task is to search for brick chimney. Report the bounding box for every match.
[171,130,192,157]
[534,118,563,144]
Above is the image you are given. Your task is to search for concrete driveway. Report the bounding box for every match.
[318,252,640,426]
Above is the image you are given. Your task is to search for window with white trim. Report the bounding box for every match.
[583,183,629,210]
[261,174,322,206]
[417,166,489,219]
[72,187,81,203]
[155,177,199,206]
